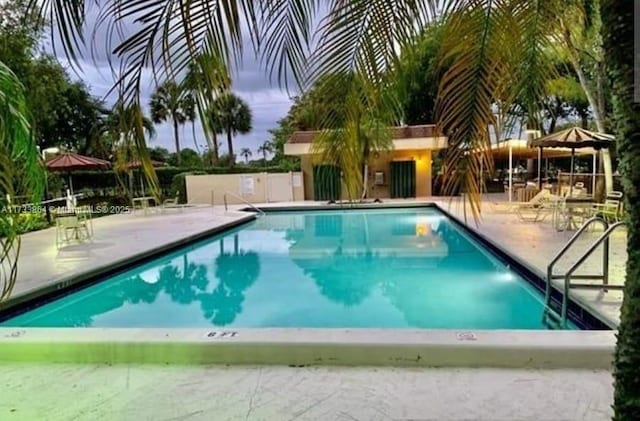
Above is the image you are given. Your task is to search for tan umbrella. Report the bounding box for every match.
[529,127,614,194]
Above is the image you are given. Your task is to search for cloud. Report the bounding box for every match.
[45,6,295,155]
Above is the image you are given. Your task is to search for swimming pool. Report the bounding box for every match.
[1,207,575,329]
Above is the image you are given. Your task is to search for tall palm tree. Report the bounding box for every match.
[239,147,252,164]
[183,54,231,164]
[257,141,273,166]
[0,62,44,301]
[149,80,195,166]
[210,93,252,166]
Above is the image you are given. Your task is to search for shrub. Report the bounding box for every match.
[0,213,51,237]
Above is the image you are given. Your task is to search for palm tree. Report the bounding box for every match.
[257,141,273,166]
[600,2,639,418]
[210,93,252,166]
[239,147,252,164]
[149,80,195,166]
[99,103,157,198]
[183,54,231,164]
[0,62,44,301]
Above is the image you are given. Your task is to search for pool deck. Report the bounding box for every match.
[0,196,626,420]
[1,364,614,420]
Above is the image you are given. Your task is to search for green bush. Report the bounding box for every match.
[0,213,51,237]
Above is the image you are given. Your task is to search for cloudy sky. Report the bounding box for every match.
[46,9,296,158]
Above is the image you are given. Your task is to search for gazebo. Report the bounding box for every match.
[490,139,597,202]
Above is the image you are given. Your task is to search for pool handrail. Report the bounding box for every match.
[544,216,608,327]
[223,191,265,216]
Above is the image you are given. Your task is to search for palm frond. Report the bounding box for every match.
[258,0,319,91]
[436,0,513,221]
[308,0,433,87]
[0,62,44,301]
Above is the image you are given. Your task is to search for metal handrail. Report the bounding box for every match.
[545,216,609,307]
[223,192,265,216]
[560,221,627,324]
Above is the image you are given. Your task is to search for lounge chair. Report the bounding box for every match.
[514,189,555,222]
[489,188,550,213]
[162,193,186,212]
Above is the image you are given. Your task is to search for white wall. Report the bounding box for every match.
[186,172,304,205]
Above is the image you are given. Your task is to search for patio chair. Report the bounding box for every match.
[55,212,91,249]
[590,191,624,223]
[162,193,186,212]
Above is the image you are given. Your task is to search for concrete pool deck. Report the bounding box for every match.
[1,364,614,420]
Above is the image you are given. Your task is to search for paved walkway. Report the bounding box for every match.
[1,364,613,420]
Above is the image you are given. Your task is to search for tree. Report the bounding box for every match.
[149,80,195,166]
[239,147,252,164]
[559,1,614,192]
[0,1,106,153]
[183,53,231,165]
[148,146,171,163]
[395,24,446,125]
[600,1,640,418]
[257,141,273,166]
[308,72,396,201]
[210,93,252,167]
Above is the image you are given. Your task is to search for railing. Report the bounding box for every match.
[223,192,265,216]
[544,216,626,327]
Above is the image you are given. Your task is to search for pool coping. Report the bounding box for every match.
[0,202,617,368]
[0,327,615,369]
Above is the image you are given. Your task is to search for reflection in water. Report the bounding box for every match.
[3,209,552,329]
[291,212,447,308]
[306,249,379,306]
[160,255,208,304]
[198,235,261,326]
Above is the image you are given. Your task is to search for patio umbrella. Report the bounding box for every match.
[528,127,614,195]
[45,152,111,196]
[123,159,165,195]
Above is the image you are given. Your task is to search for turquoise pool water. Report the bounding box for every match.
[1,208,571,329]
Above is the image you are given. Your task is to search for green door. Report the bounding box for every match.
[313,165,341,201]
[390,161,416,198]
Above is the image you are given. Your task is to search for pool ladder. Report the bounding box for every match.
[223,191,265,216]
[543,216,626,329]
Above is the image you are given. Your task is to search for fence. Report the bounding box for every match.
[186,172,304,205]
